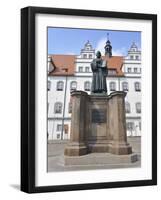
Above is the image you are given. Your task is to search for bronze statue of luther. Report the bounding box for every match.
[91,51,108,94]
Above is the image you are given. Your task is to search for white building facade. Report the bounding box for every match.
[48,40,141,140]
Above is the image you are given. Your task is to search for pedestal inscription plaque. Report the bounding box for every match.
[92,109,107,123]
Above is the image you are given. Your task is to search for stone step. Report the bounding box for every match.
[64,153,138,166]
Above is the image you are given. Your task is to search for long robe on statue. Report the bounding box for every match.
[91,55,108,93]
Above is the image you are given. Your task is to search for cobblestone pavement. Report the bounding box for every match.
[47,137,141,172]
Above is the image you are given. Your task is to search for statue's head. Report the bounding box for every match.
[96,51,101,58]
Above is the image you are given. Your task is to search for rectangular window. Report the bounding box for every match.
[89,54,92,59]
[56,81,64,91]
[85,67,89,72]
[135,82,141,91]
[139,122,141,130]
[68,102,72,113]
[84,82,91,91]
[122,82,128,91]
[130,55,133,60]
[83,54,87,58]
[134,68,137,73]
[78,66,83,72]
[48,80,51,91]
[126,122,134,131]
[64,124,69,134]
[47,102,49,113]
[54,103,62,113]
[127,68,131,73]
[136,55,139,60]
[56,134,60,139]
[110,82,116,91]
[70,81,77,90]
[57,124,62,132]
[136,103,141,113]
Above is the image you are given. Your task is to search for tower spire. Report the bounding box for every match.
[104,33,112,57]
[107,33,109,40]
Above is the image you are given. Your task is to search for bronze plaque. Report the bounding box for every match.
[92,109,107,123]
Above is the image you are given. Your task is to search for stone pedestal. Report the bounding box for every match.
[64,91,88,156]
[108,92,132,155]
[64,90,132,157]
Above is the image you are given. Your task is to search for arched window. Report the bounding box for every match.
[84,81,91,91]
[125,102,131,113]
[122,82,128,91]
[70,81,77,91]
[136,102,141,113]
[110,82,116,91]
[56,81,64,91]
[54,102,62,114]
[135,82,141,91]
[48,80,51,91]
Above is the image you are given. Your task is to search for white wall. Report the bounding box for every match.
[0,0,160,199]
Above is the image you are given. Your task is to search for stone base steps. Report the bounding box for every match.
[64,153,138,166]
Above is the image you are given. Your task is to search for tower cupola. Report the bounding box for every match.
[104,33,112,57]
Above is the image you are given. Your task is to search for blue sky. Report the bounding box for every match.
[48,27,141,56]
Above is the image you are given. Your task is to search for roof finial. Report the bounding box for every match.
[107,33,109,40]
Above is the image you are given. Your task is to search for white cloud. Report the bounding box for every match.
[95,37,107,55]
[95,37,127,56]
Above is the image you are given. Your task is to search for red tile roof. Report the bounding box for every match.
[103,56,124,76]
[49,54,124,76]
[49,55,76,76]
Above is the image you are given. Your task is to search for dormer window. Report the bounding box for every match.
[127,68,131,73]
[130,55,134,60]
[108,69,116,75]
[136,55,139,60]
[134,68,137,73]
[78,66,83,72]
[89,54,92,59]
[83,54,87,58]
[85,67,89,72]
